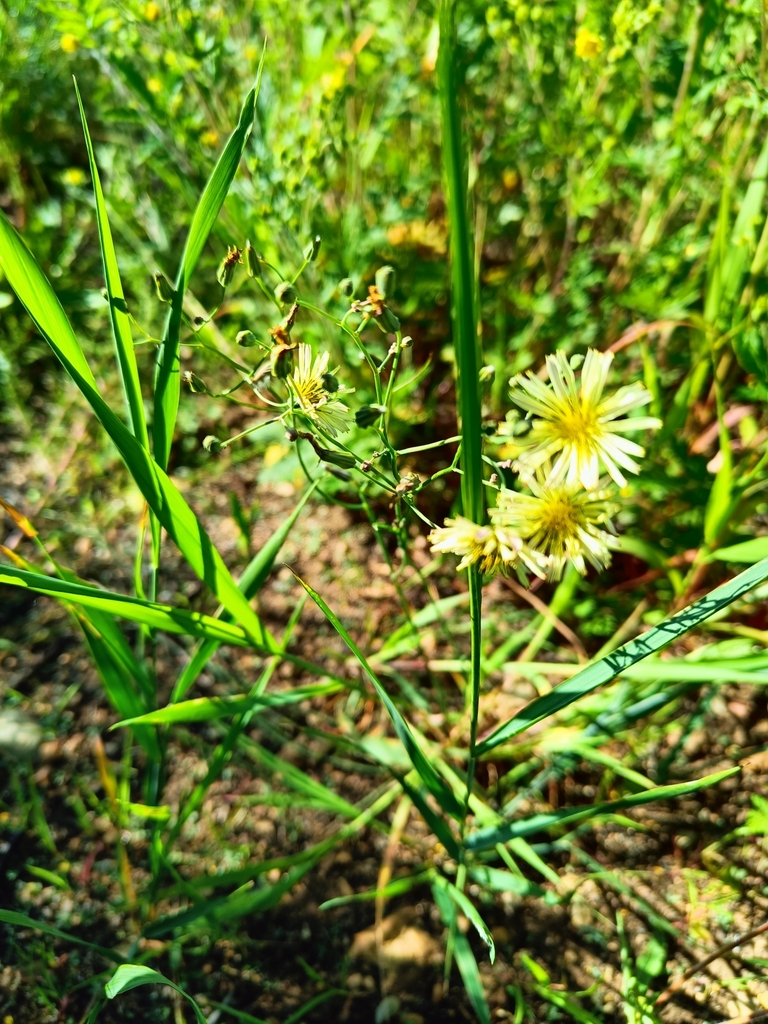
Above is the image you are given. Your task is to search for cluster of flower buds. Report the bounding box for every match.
[350,265,400,333]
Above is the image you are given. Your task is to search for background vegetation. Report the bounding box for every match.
[5,0,768,1022]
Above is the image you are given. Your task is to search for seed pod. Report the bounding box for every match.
[360,460,372,472]
[377,306,401,333]
[355,404,387,428]
[274,281,297,305]
[193,316,206,328]
[236,330,258,347]
[479,364,495,383]
[317,447,356,469]
[375,265,395,299]
[203,435,222,454]
[285,428,298,442]
[304,235,322,262]
[339,277,354,297]
[321,372,340,393]
[325,465,353,481]
[400,335,413,349]
[244,240,261,279]
[153,271,174,303]
[183,371,210,394]
[270,343,295,379]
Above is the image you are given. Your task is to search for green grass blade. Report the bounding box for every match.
[432,883,492,1024]
[111,681,342,729]
[476,557,768,755]
[153,52,264,469]
[296,574,465,821]
[0,565,256,648]
[0,910,125,964]
[171,479,318,703]
[466,767,738,851]
[0,209,275,652]
[75,79,148,449]
[105,966,207,1024]
[433,874,496,963]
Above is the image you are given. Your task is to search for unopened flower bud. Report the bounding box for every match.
[321,372,339,393]
[193,316,206,328]
[360,460,372,472]
[355,404,387,428]
[154,271,174,303]
[244,240,261,279]
[203,435,222,453]
[183,371,209,394]
[236,330,257,347]
[217,245,242,288]
[270,344,295,379]
[479,364,495,383]
[304,235,322,262]
[274,281,297,305]
[377,306,401,334]
[339,277,354,297]
[285,428,298,442]
[317,447,356,469]
[375,265,395,299]
[400,335,413,349]
[325,465,353,481]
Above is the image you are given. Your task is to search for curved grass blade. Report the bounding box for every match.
[433,874,496,963]
[0,210,275,652]
[0,565,256,648]
[0,910,125,964]
[111,680,343,729]
[153,49,265,469]
[466,767,738,851]
[432,883,492,1024]
[75,79,147,449]
[105,965,206,1024]
[476,557,768,756]
[295,574,465,821]
[171,478,318,703]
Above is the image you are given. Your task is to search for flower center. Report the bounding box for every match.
[539,495,580,539]
[555,403,599,445]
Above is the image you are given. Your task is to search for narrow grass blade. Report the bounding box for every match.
[296,574,465,820]
[0,565,255,647]
[171,479,318,703]
[75,80,148,449]
[433,874,496,963]
[112,681,342,729]
[0,910,125,964]
[468,866,546,898]
[240,739,358,818]
[105,966,207,1024]
[432,883,492,1024]
[466,767,738,851]
[709,538,768,562]
[0,210,275,651]
[153,52,264,469]
[476,557,768,755]
[319,871,433,910]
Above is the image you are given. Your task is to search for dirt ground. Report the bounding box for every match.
[3,431,768,1024]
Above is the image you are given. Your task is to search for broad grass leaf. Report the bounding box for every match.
[105,965,207,1024]
[476,556,768,755]
[0,910,124,963]
[0,209,275,652]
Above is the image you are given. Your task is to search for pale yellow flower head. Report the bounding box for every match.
[288,344,353,438]
[491,476,620,582]
[429,516,546,580]
[575,27,604,59]
[508,349,660,490]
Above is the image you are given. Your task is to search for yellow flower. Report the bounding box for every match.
[62,168,86,187]
[200,129,220,148]
[147,77,163,95]
[288,345,353,438]
[60,33,79,54]
[508,349,660,489]
[429,516,546,580]
[575,27,604,59]
[144,1,161,20]
[491,477,620,582]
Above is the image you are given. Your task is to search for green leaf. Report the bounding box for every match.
[432,883,491,1024]
[709,537,768,563]
[319,870,433,910]
[153,53,264,469]
[112,681,342,729]
[0,910,124,963]
[105,965,207,1024]
[295,574,465,821]
[171,479,318,703]
[0,209,275,652]
[75,79,148,449]
[433,875,496,963]
[0,565,254,647]
[476,557,768,755]
[468,866,545,898]
[466,767,738,851]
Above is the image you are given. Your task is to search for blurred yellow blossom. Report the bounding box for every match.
[144,2,160,20]
[147,77,162,95]
[62,168,86,187]
[200,130,219,148]
[60,33,79,54]
[574,27,603,59]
